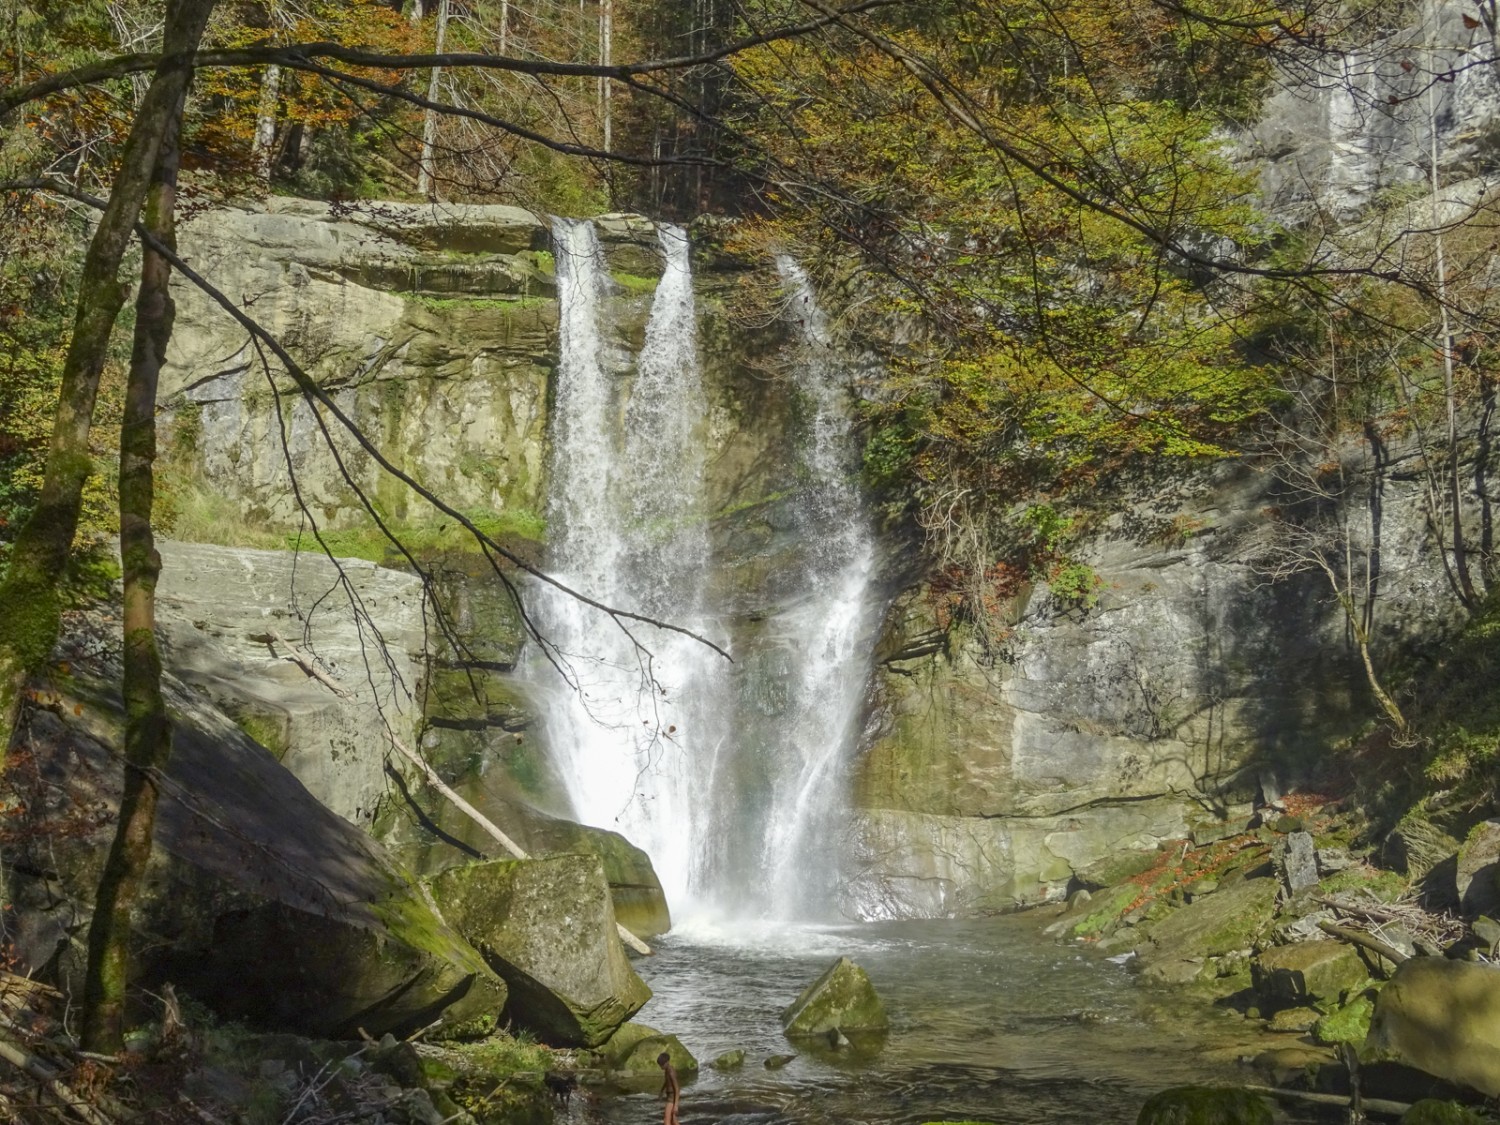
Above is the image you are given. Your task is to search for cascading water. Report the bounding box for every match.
[529,220,881,924]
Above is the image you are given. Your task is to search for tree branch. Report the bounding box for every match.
[0,0,914,117]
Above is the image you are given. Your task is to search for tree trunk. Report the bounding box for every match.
[416,0,448,198]
[0,0,217,764]
[1427,77,1479,610]
[78,5,205,1056]
[252,62,282,184]
[599,0,612,152]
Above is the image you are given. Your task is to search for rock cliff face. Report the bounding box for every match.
[1244,0,1500,219]
[157,199,1493,923]
[847,433,1489,914]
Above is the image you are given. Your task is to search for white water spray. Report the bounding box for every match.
[530,221,880,924]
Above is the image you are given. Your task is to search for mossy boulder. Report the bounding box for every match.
[425,855,651,1047]
[3,660,505,1041]
[1136,875,1278,982]
[379,767,671,938]
[710,1049,746,1070]
[1135,1086,1275,1125]
[1400,1100,1493,1125]
[781,957,888,1037]
[612,1032,698,1076]
[1455,820,1500,916]
[1365,958,1500,1097]
[1252,941,1370,1012]
[598,1021,663,1066]
[1313,994,1375,1045]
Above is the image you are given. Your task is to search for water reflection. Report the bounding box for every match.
[571,917,1332,1125]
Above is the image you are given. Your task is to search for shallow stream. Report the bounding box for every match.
[574,917,1332,1125]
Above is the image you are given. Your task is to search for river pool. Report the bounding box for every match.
[571,916,1333,1125]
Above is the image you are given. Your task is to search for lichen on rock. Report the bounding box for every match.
[780,956,888,1037]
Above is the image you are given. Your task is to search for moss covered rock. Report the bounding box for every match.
[426,855,651,1047]
[611,1032,697,1076]
[598,1021,663,1066]
[1253,941,1369,1012]
[1313,995,1375,1045]
[1135,1086,1275,1125]
[1400,1100,1493,1125]
[4,660,505,1041]
[1365,958,1500,1097]
[781,957,888,1037]
[1136,875,1278,982]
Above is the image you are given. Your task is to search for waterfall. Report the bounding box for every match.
[530,220,880,926]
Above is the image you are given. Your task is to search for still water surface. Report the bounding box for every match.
[573,917,1330,1125]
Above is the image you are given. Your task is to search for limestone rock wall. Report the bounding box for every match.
[847,435,1493,916]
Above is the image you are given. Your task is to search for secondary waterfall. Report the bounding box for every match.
[529,219,880,923]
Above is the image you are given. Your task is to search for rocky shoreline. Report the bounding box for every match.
[1018,791,1500,1121]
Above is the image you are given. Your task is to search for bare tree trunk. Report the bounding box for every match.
[79,77,190,1054]
[0,0,218,765]
[499,0,508,53]
[416,0,448,198]
[1427,79,1479,610]
[252,62,281,184]
[599,0,612,151]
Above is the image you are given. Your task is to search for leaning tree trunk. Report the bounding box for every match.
[0,0,218,765]
[79,8,207,1056]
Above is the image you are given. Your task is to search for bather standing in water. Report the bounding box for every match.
[657,1051,680,1125]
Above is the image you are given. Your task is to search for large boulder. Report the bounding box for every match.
[1134,875,1279,982]
[153,541,428,830]
[598,1023,698,1076]
[384,769,672,939]
[780,957,888,1037]
[1455,820,1500,916]
[1252,941,1370,1013]
[2,649,504,1039]
[426,855,651,1046]
[1364,958,1500,1097]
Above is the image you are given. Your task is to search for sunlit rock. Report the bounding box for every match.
[426,855,651,1047]
[781,957,888,1037]
[1364,958,1500,1097]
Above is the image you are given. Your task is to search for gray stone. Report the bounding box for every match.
[1316,846,1355,874]
[1456,820,1500,916]
[1275,831,1320,893]
[425,856,651,1047]
[1191,818,1251,847]
[764,1054,796,1069]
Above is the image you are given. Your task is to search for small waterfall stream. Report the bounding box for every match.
[529,220,879,924]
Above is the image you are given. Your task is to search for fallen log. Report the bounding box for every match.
[1317,920,1410,968]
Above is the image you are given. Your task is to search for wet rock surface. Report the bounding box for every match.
[780,957,888,1037]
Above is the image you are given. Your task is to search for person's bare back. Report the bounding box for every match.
[657,1051,680,1125]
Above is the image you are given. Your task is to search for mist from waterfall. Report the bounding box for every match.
[528,220,880,925]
